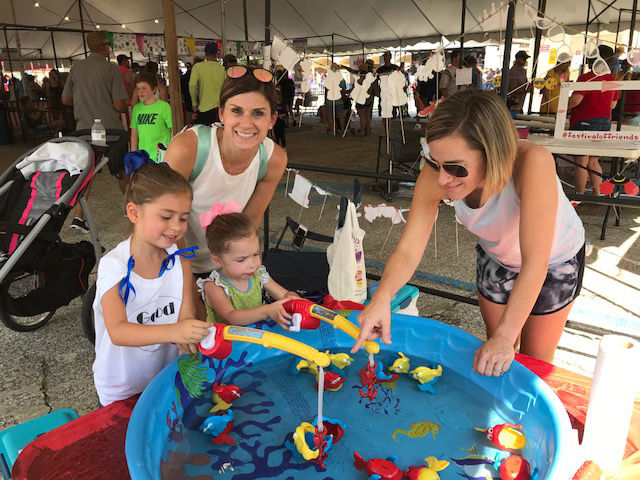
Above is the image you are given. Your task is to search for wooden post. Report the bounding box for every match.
[162,0,185,133]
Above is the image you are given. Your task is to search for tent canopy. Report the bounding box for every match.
[0,0,638,62]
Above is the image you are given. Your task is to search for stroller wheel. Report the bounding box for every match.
[0,299,56,332]
[0,274,57,332]
[80,282,96,344]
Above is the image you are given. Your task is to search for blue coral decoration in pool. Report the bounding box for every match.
[126,313,578,479]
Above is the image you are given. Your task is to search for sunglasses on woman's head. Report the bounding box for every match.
[424,154,469,177]
[226,65,274,83]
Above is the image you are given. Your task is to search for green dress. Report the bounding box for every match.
[198,265,270,324]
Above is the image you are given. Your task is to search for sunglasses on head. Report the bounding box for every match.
[424,154,469,178]
[226,65,274,83]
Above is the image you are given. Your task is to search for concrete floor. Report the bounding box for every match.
[1,118,639,430]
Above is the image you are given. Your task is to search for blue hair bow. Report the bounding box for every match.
[124,150,168,175]
[159,246,199,277]
[118,256,136,305]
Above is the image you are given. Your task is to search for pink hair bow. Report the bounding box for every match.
[200,200,242,230]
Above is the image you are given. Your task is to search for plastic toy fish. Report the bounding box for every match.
[320,371,345,391]
[200,410,235,444]
[353,452,404,480]
[450,455,497,479]
[210,382,243,413]
[474,423,526,451]
[493,453,538,480]
[392,421,440,441]
[388,352,410,374]
[405,456,450,480]
[293,359,345,391]
[375,360,395,381]
[410,365,442,393]
[285,416,345,465]
[327,351,354,370]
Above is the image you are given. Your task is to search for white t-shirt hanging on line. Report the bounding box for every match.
[92,237,182,406]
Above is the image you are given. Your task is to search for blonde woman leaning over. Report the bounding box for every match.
[353,89,585,376]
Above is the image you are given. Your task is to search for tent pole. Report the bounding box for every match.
[162,0,185,133]
[9,0,24,75]
[499,0,516,102]
[243,0,249,41]
[528,0,547,114]
[460,0,466,59]
[264,0,271,69]
[221,0,226,57]
[582,0,592,75]
[51,31,59,69]
[4,25,25,140]
[78,0,88,58]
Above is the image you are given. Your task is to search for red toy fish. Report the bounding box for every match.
[476,423,526,451]
[212,382,243,403]
[211,420,235,445]
[495,454,534,480]
[316,371,345,392]
[353,452,404,480]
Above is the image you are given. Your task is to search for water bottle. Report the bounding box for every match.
[91,118,106,146]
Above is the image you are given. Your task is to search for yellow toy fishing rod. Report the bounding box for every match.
[199,324,331,367]
[283,299,380,354]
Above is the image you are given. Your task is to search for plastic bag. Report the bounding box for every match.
[326,200,367,303]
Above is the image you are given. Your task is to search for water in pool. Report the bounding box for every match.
[160,348,531,479]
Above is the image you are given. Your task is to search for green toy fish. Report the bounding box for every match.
[392,421,440,441]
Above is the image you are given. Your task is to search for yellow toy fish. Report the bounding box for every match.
[388,352,410,374]
[407,456,450,480]
[410,365,442,384]
[327,351,354,370]
[392,421,440,441]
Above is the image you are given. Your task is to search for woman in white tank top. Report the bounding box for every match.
[164,67,287,321]
[353,90,585,376]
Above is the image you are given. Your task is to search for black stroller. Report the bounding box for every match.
[0,137,100,331]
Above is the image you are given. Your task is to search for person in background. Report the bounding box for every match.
[354,62,375,135]
[541,61,570,115]
[45,69,64,122]
[19,96,66,136]
[223,54,238,68]
[464,55,483,89]
[507,50,530,114]
[439,50,461,99]
[276,69,296,119]
[22,74,43,101]
[62,31,129,233]
[272,87,288,149]
[189,41,226,125]
[376,51,399,117]
[117,54,135,101]
[568,44,619,196]
[130,73,172,161]
[130,61,168,103]
[131,62,142,75]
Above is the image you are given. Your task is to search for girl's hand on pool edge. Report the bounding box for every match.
[351,298,392,353]
[473,335,515,376]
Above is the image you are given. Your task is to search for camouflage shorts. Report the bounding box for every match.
[476,243,585,315]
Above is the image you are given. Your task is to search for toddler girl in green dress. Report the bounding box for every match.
[197,201,299,329]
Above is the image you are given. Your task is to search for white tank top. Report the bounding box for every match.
[184,126,275,273]
[453,176,585,271]
[92,238,183,406]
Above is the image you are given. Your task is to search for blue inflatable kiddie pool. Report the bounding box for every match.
[126,312,576,479]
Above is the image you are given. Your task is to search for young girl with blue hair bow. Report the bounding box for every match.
[93,152,210,406]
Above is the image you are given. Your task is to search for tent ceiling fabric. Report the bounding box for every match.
[1,0,639,61]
